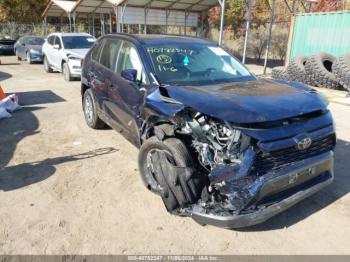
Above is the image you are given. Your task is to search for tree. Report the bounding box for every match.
[0,0,48,23]
[311,0,343,12]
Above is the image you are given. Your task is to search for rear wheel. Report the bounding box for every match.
[44,56,53,73]
[82,88,105,129]
[16,50,22,61]
[63,62,73,81]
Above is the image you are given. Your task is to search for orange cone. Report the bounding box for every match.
[0,85,6,100]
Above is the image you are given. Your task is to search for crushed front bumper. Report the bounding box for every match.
[191,151,334,228]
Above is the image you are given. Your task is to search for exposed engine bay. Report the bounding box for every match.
[139,82,336,228]
[139,105,336,228]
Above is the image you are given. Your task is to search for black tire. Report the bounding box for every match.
[138,137,205,212]
[63,62,73,81]
[82,88,105,129]
[271,66,290,81]
[16,50,22,61]
[286,56,312,85]
[305,52,341,89]
[26,52,33,64]
[332,53,350,91]
[43,56,53,73]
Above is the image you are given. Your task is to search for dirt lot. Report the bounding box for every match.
[0,56,350,255]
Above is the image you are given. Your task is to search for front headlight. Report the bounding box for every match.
[29,49,41,55]
[67,54,81,61]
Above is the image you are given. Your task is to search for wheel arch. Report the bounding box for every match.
[140,116,176,145]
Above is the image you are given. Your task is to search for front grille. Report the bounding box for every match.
[251,134,335,176]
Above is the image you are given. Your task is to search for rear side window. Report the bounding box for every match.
[47,36,55,45]
[99,39,121,71]
[91,41,103,61]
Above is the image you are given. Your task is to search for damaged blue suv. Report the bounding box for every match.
[81,34,336,228]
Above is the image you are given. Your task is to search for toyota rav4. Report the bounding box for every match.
[81,34,336,228]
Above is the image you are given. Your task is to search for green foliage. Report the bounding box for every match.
[0,0,47,23]
[226,0,245,32]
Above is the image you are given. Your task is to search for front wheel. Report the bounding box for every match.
[63,62,73,81]
[82,88,105,129]
[138,137,205,212]
[16,50,22,61]
[27,52,32,64]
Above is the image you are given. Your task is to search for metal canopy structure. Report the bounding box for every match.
[43,0,226,45]
[116,0,219,12]
[42,0,76,17]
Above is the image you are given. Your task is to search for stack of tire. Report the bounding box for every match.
[271,52,350,92]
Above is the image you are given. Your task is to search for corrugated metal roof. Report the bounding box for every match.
[43,0,77,17]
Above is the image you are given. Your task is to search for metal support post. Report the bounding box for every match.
[263,0,276,75]
[144,7,149,34]
[72,12,76,32]
[218,0,225,46]
[68,12,72,32]
[242,0,252,64]
[166,10,170,34]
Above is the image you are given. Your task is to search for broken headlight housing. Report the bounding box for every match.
[182,112,251,169]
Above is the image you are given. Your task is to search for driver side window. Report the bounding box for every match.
[116,41,148,84]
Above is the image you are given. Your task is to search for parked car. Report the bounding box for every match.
[14,36,45,64]
[0,38,16,55]
[81,34,336,229]
[42,33,95,81]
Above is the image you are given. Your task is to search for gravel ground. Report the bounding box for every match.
[0,56,349,255]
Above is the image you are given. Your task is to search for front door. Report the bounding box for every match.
[108,40,148,146]
[51,36,62,70]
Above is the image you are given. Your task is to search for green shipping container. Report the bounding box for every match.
[289,11,350,59]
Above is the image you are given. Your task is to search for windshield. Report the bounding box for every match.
[146,43,254,85]
[26,37,45,45]
[62,36,95,49]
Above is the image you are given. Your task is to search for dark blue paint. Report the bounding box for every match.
[162,78,328,124]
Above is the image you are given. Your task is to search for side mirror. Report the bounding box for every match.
[121,69,138,82]
[53,44,60,49]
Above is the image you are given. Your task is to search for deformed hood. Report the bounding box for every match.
[161,79,328,124]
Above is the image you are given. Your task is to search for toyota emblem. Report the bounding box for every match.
[297,137,312,150]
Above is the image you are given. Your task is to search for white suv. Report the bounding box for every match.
[42,33,95,81]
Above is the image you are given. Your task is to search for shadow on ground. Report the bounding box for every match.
[0,147,118,191]
[237,139,350,231]
[12,90,66,105]
[0,71,12,81]
[0,106,42,169]
[0,89,66,168]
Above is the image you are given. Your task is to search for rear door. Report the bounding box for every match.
[90,38,122,128]
[16,37,24,58]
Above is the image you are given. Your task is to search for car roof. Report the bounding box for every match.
[48,32,92,38]
[105,33,216,46]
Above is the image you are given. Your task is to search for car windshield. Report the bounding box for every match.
[62,36,95,49]
[26,37,45,45]
[146,43,254,85]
